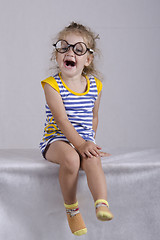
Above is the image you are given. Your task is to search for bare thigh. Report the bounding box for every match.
[45,141,80,165]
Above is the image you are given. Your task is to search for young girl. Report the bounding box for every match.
[40,22,113,236]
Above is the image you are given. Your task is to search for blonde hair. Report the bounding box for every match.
[50,22,101,78]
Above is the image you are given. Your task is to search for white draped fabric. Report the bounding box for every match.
[0,149,160,240]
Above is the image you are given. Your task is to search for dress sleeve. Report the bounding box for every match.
[95,77,103,95]
[41,77,60,93]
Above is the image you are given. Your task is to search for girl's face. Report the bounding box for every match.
[56,33,93,79]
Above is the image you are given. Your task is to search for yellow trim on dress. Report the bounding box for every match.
[41,74,102,95]
[41,76,60,93]
[59,73,90,96]
[95,77,103,95]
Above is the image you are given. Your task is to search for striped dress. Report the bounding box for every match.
[39,73,102,155]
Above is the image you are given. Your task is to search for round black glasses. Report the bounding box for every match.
[53,40,94,56]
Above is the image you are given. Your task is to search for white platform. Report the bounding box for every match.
[0,149,160,240]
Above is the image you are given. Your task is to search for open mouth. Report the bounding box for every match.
[64,60,76,67]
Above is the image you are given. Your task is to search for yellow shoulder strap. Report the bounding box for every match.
[95,77,103,94]
[41,76,60,93]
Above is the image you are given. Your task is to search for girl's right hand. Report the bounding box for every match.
[77,141,101,158]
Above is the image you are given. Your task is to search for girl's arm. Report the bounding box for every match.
[92,91,111,157]
[92,91,102,137]
[44,83,101,158]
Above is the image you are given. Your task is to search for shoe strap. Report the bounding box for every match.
[66,207,80,217]
[95,202,109,209]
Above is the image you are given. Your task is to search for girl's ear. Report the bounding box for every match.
[85,54,94,66]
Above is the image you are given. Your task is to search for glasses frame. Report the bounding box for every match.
[53,39,94,56]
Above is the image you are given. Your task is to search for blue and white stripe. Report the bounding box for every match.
[39,74,98,154]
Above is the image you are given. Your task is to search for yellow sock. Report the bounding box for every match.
[95,199,114,221]
[64,201,87,236]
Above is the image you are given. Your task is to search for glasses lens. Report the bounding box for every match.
[56,40,68,53]
[74,42,87,56]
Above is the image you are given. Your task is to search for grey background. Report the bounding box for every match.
[0,0,160,152]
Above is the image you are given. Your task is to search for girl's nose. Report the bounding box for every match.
[67,46,75,55]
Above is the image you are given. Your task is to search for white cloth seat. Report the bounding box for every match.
[0,149,160,240]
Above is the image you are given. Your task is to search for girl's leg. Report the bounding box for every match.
[45,141,80,204]
[45,141,87,235]
[81,156,113,221]
[81,156,107,201]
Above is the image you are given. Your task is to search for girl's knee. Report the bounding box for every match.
[61,151,80,173]
[81,156,101,170]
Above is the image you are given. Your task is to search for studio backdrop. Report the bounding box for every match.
[0,0,160,152]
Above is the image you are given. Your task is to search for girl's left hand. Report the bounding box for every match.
[77,141,101,158]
